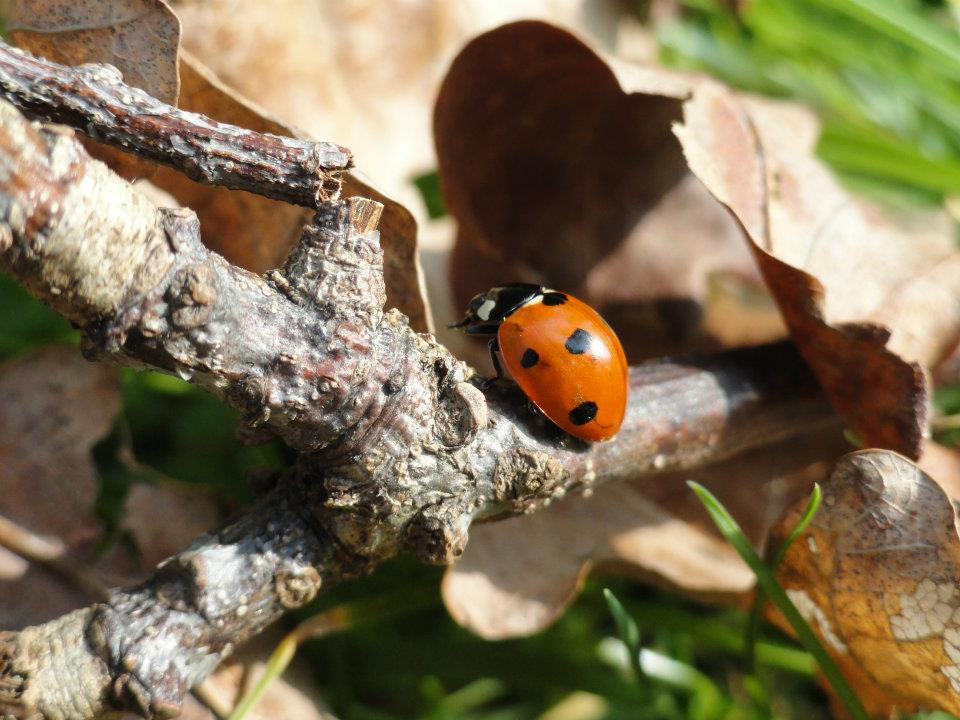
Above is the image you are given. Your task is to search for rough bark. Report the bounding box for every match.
[0,51,839,720]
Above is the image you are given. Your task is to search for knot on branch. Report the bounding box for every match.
[404,502,471,565]
[434,380,487,448]
[270,197,386,326]
[275,565,322,609]
[493,448,567,510]
[0,632,25,715]
[168,260,218,330]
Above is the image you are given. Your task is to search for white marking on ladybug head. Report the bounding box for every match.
[477,299,496,321]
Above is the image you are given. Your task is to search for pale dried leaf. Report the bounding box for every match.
[773,449,960,716]
[5,0,181,178]
[0,346,121,627]
[171,0,626,216]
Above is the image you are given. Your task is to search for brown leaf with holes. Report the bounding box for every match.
[434,21,779,368]
[0,346,121,628]
[445,427,847,638]
[676,86,960,456]
[4,0,181,179]
[771,449,960,716]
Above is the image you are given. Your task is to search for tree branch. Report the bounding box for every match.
[0,69,840,720]
[0,42,351,206]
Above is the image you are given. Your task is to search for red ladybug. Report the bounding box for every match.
[453,284,628,441]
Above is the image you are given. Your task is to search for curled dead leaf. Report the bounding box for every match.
[773,449,960,716]
[438,20,956,450]
[5,0,181,179]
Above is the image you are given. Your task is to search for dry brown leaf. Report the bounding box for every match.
[434,21,777,366]
[5,0,181,179]
[436,20,956,640]
[0,346,121,627]
[437,20,957,452]
[773,449,960,716]
[3,0,180,103]
[676,86,960,457]
[444,429,846,638]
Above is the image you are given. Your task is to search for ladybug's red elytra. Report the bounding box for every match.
[452,283,628,441]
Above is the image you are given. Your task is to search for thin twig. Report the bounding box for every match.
[0,42,351,206]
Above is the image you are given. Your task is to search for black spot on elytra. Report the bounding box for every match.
[564,328,592,355]
[542,292,567,306]
[569,401,598,426]
[520,348,539,368]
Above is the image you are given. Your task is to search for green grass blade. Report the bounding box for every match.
[688,481,869,720]
[811,0,960,79]
[603,588,645,681]
[227,635,299,720]
[744,484,822,670]
[771,484,822,570]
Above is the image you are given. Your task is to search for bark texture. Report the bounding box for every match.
[0,46,840,720]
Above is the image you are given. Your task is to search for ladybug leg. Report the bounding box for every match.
[480,338,505,390]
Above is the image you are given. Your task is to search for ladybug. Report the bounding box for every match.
[452,283,628,441]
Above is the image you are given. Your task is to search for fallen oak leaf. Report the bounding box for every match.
[4,0,181,179]
[431,21,849,640]
[772,449,960,717]
[675,86,960,457]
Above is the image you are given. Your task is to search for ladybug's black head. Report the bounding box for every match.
[450,283,544,335]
